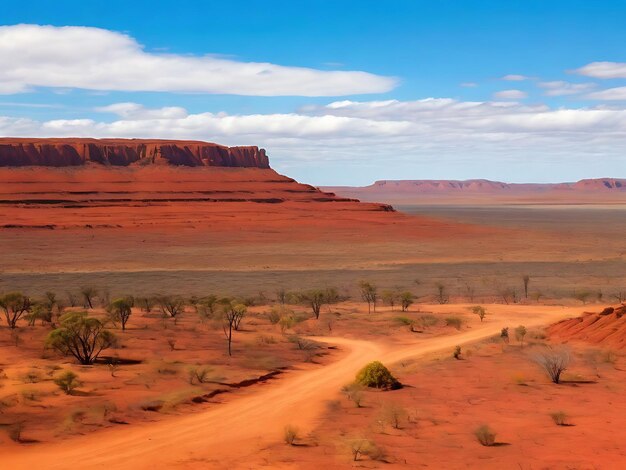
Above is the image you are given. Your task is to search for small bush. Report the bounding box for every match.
[534,346,570,384]
[356,361,401,390]
[395,316,414,326]
[188,366,212,384]
[350,439,385,462]
[417,314,438,328]
[380,402,407,429]
[54,370,81,395]
[453,345,462,360]
[342,383,365,407]
[445,316,463,330]
[474,424,496,446]
[284,425,299,445]
[550,411,570,426]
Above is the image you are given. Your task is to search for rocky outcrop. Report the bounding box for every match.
[0,138,269,168]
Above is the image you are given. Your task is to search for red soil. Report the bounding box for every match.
[548,305,626,350]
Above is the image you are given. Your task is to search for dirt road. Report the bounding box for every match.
[2,305,580,469]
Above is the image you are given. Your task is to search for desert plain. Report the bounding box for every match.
[0,139,625,469]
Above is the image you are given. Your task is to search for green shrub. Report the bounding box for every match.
[54,370,81,395]
[445,316,463,330]
[355,361,401,390]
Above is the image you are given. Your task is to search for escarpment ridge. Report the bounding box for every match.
[0,138,269,168]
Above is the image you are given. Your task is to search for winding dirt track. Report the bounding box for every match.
[2,305,580,469]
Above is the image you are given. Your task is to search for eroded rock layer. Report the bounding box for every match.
[0,138,269,168]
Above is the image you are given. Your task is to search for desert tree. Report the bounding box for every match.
[533,346,571,384]
[195,294,218,322]
[156,295,186,320]
[497,285,518,305]
[222,302,247,356]
[380,401,408,429]
[80,286,98,309]
[400,291,414,312]
[359,281,378,313]
[500,327,509,343]
[136,296,155,313]
[46,311,116,365]
[298,288,337,319]
[276,288,287,305]
[611,290,625,303]
[464,282,476,302]
[435,282,449,304]
[470,305,487,322]
[381,290,398,310]
[515,325,527,347]
[523,275,531,299]
[107,296,134,331]
[0,292,31,329]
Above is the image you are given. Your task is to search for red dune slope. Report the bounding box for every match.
[548,305,626,350]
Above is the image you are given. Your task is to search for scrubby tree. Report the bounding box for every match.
[46,311,115,365]
[359,281,378,313]
[136,296,155,313]
[400,291,414,312]
[470,305,487,322]
[523,275,531,299]
[515,325,527,347]
[0,292,31,329]
[381,290,398,310]
[435,282,449,304]
[222,302,247,356]
[107,296,134,331]
[534,347,570,384]
[298,288,338,319]
[500,327,509,343]
[276,288,287,305]
[80,286,98,309]
[194,295,218,322]
[156,295,186,319]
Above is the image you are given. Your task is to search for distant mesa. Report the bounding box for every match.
[0,138,269,169]
[323,178,626,204]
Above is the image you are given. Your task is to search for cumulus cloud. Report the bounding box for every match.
[575,61,626,79]
[493,89,527,100]
[586,86,626,101]
[538,81,596,96]
[2,100,626,169]
[0,24,397,96]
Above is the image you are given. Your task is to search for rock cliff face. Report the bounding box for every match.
[0,138,269,168]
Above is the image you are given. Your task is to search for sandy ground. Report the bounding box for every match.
[1,304,592,469]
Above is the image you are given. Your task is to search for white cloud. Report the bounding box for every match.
[460,82,478,88]
[586,86,626,101]
[538,81,596,96]
[95,103,188,119]
[0,24,397,97]
[501,74,530,81]
[2,100,626,168]
[575,61,626,79]
[493,89,527,100]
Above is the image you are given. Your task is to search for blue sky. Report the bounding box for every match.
[1,1,626,184]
